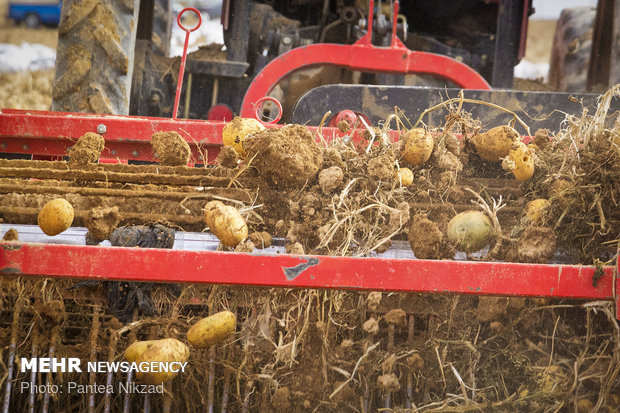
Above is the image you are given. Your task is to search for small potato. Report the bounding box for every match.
[222,116,265,158]
[204,201,248,247]
[524,199,551,224]
[473,125,519,162]
[38,198,74,236]
[447,211,493,253]
[401,128,433,165]
[132,338,190,385]
[502,141,534,181]
[395,167,413,186]
[187,310,237,349]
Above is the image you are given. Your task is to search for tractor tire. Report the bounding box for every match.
[51,0,140,115]
[23,13,41,28]
[548,7,596,92]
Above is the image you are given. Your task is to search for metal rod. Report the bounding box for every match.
[1,298,23,413]
[27,326,39,413]
[88,306,101,413]
[103,329,118,413]
[183,73,193,119]
[210,77,219,109]
[406,314,415,408]
[41,325,60,413]
[207,346,216,413]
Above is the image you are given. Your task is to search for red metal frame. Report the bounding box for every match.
[1,243,617,318]
[239,0,491,118]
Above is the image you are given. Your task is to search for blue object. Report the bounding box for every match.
[7,1,62,28]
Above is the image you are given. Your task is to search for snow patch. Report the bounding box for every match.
[0,42,56,73]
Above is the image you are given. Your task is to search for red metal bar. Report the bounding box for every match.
[173,8,202,119]
[1,243,616,312]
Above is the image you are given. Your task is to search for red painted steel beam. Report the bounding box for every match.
[1,243,617,317]
[240,45,491,119]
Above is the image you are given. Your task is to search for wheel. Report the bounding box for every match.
[51,0,141,115]
[23,13,41,28]
[548,7,596,92]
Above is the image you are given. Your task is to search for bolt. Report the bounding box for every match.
[97,124,107,134]
[0,142,6,150]
[22,144,29,151]
[131,150,139,157]
[282,36,292,45]
[110,150,116,155]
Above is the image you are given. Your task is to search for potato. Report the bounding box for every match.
[524,199,551,224]
[38,198,74,236]
[222,116,265,158]
[124,340,156,363]
[395,167,413,186]
[187,311,237,349]
[401,128,433,165]
[132,338,190,385]
[204,201,248,247]
[502,141,534,181]
[447,211,493,253]
[473,125,519,162]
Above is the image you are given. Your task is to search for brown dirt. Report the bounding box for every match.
[248,231,272,249]
[86,206,120,242]
[216,145,239,168]
[318,166,344,194]
[517,225,557,263]
[151,131,192,166]
[1,227,18,241]
[68,132,105,166]
[243,124,323,188]
[408,214,443,259]
[367,154,394,181]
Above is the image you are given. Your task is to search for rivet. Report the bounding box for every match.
[97,124,107,134]
[0,142,7,149]
[282,36,292,45]
[132,150,139,157]
[110,150,116,155]
[22,144,29,151]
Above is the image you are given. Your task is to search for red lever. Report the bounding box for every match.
[173,7,202,119]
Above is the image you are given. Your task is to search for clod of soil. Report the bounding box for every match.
[286,242,305,255]
[517,225,556,263]
[243,124,323,188]
[408,214,443,259]
[477,297,508,322]
[318,166,344,194]
[216,145,239,168]
[248,231,272,248]
[377,373,401,392]
[2,228,18,241]
[151,131,191,166]
[383,309,407,327]
[322,147,346,170]
[367,155,394,180]
[272,386,292,410]
[532,129,550,150]
[407,353,424,372]
[86,206,120,242]
[234,240,255,252]
[68,132,104,166]
[362,317,379,335]
[366,292,382,311]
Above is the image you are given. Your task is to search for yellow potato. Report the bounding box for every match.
[502,141,534,181]
[473,125,519,162]
[124,340,156,363]
[524,199,551,224]
[127,338,190,385]
[187,310,237,349]
[204,201,248,247]
[222,116,265,158]
[38,198,74,236]
[401,128,433,165]
[447,211,493,253]
[395,167,414,186]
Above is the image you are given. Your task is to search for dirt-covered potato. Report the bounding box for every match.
[447,211,493,253]
[204,201,248,247]
[524,199,551,224]
[473,125,519,162]
[125,338,190,385]
[187,310,237,349]
[395,167,413,186]
[401,128,433,165]
[502,141,534,181]
[222,116,265,158]
[38,198,74,236]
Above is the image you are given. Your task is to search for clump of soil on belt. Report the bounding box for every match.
[367,154,394,181]
[517,225,556,263]
[151,131,191,166]
[248,231,272,248]
[408,214,443,259]
[68,132,105,166]
[2,228,18,241]
[86,206,121,242]
[318,166,344,194]
[243,124,323,188]
[216,145,239,168]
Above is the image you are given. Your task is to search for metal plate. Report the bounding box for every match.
[291,85,620,133]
